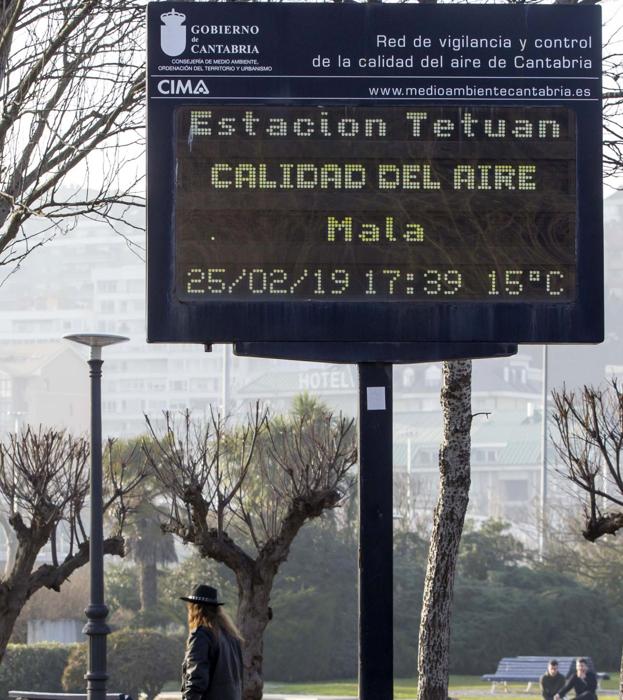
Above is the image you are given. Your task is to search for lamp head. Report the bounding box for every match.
[63,333,129,360]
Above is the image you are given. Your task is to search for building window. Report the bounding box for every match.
[502,479,529,502]
[0,377,11,399]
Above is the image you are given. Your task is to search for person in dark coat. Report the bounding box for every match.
[180,584,244,700]
[540,659,566,700]
[555,658,598,700]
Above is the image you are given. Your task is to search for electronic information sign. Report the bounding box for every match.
[147,3,603,343]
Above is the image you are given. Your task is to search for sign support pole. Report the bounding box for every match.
[358,362,394,700]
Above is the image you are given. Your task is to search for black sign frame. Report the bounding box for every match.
[147,2,603,344]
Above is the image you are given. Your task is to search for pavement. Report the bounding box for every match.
[159,695,354,700]
[264,696,353,700]
[158,690,619,699]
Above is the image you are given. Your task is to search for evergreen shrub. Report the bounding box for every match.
[0,643,73,697]
[62,629,184,700]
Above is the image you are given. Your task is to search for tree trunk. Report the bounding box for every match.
[417,360,472,700]
[0,534,44,661]
[237,572,273,700]
[619,644,622,700]
[0,596,24,661]
[139,560,158,611]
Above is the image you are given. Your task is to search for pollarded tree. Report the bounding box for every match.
[552,380,623,541]
[143,403,357,700]
[0,0,144,267]
[0,426,143,661]
[551,379,623,698]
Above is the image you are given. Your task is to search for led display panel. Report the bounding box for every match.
[175,105,575,303]
[147,2,603,344]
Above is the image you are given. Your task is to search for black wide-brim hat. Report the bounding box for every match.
[180,584,224,606]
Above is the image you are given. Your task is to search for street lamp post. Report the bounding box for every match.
[64,333,129,700]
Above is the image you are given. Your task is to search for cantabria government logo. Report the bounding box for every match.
[161,9,186,57]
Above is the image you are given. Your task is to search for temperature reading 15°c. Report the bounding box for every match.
[487,269,565,297]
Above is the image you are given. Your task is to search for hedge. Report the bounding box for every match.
[0,643,74,698]
[63,629,184,700]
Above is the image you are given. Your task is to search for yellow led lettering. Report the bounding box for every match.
[433,119,454,138]
[320,112,333,136]
[281,163,294,189]
[546,271,564,295]
[364,118,386,137]
[344,164,365,189]
[404,224,424,242]
[267,118,287,136]
[293,118,314,136]
[178,106,573,304]
[187,268,205,294]
[235,163,256,189]
[477,164,492,190]
[269,269,288,294]
[484,119,506,138]
[518,165,537,190]
[320,164,342,189]
[538,120,561,139]
[421,164,441,190]
[405,112,428,136]
[296,164,317,189]
[360,223,380,243]
[258,164,277,189]
[494,165,516,190]
[461,112,478,137]
[190,111,211,136]
[211,164,232,188]
[402,164,421,190]
[327,216,353,242]
[511,120,533,138]
[505,270,523,295]
[385,217,396,241]
[378,164,399,189]
[337,118,359,137]
[216,117,235,136]
[242,111,259,135]
[249,269,267,294]
[454,165,475,190]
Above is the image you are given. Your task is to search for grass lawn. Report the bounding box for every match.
[265,676,499,697]
[264,673,619,698]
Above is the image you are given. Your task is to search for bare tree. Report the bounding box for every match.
[143,404,357,700]
[0,426,143,661]
[551,379,623,699]
[551,380,623,540]
[0,0,144,268]
[602,10,623,183]
[417,360,472,700]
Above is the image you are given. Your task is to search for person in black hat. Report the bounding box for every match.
[540,659,566,700]
[180,584,244,700]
